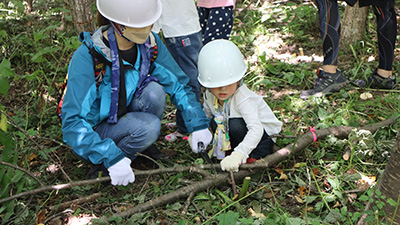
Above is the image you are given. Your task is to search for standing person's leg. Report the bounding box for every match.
[366,1,397,89]
[300,0,348,99]
[198,7,209,43]
[164,31,203,141]
[198,6,234,45]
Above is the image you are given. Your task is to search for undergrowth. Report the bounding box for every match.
[1,0,400,224]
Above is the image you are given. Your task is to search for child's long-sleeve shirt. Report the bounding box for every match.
[202,84,282,160]
[152,0,200,38]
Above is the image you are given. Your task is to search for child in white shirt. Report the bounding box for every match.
[197,39,283,172]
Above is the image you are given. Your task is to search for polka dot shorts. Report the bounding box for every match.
[198,6,234,45]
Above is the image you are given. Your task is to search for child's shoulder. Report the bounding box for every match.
[235,84,258,96]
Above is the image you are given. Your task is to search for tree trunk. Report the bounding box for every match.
[377,132,400,224]
[63,0,96,34]
[340,2,369,48]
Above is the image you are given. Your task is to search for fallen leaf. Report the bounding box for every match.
[294,195,303,203]
[298,186,307,198]
[36,209,47,224]
[343,149,351,160]
[248,207,266,218]
[356,181,371,192]
[264,191,275,198]
[304,206,314,212]
[27,153,37,162]
[113,205,127,212]
[293,162,307,168]
[346,169,357,174]
[347,193,358,203]
[264,188,279,198]
[332,201,341,208]
[312,168,320,176]
[323,178,331,189]
[0,114,7,132]
[360,92,373,100]
[359,174,376,186]
[279,173,288,180]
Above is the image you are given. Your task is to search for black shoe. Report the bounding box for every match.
[366,69,396,89]
[86,164,109,180]
[300,68,349,99]
[141,144,167,160]
[131,144,166,170]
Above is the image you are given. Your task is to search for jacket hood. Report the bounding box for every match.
[79,25,112,61]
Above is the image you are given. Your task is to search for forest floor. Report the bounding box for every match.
[1,0,400,224]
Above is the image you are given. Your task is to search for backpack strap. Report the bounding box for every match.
[88,47,109,88]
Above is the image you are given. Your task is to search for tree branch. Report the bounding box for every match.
[108,117,399,220]
[1,117,397,217]
[0,160,44,186]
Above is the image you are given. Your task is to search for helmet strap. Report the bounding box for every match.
[110,22,132,42]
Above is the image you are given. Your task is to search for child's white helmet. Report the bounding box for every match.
[97,0,162,28]
[198,39,247,88]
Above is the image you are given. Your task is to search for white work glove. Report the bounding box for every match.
[188,128,212,153]
[220,151,245,172]
[107,157,135,186]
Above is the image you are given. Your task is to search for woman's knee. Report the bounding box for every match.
[122,113,161,141]
[141,82,166,118]
[128,82,166,118]
[118,113,161,156]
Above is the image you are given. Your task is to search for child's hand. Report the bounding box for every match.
[220,151,244,172]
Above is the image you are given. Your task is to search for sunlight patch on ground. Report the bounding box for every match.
[250,32,323,65]
[243,0,324,66]
[46,164,59,173]
[66,214,98,225]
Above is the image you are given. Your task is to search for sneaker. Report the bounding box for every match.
[164,130,185,142]
[132,144,166,170]
[365,69,396,89]
[300,68,349,99]
[165,122,177,130]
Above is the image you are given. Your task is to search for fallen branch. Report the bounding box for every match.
[112,170,255,220]
[108,117,398,220]
[0,165,212,204]
[1,117,397,216]
[49,192,102,212]
[0,160,44,186]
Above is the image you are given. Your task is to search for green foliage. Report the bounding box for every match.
[0,59,14,96]
[0,0,399,224]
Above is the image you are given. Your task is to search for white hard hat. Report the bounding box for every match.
[97,0,162,28]
[198,39,247,88]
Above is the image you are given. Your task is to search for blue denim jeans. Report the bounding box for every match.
[164,31,203,134]
[95,82,166,161]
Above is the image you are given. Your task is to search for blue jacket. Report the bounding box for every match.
[62,25,209,168]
